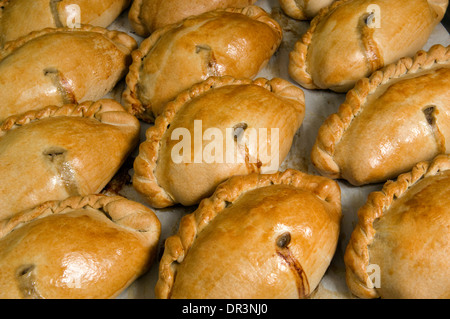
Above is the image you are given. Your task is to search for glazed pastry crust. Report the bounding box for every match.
[132,76,305,208]
[0,0,131,45]
[289,0,448,92]
[279,0,335,20]
[123,6,282,121]
[344,155,450,299]
[311,44,450,186]
[0,25,137,121]
[155,169,341,299]
[0,194,161,299]
[128,0,257,36]
[0,99,140,220]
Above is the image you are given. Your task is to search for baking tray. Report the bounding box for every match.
[102,0,450,299]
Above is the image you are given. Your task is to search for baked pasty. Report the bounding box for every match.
[0,25,137,121]
[0,99,140,221]
[311,44,450,186]
[289,0,448,92]
[128,0,257,36]
[123,6,283,121]
[155,169,342,299]
[0,194,161,299]
[0,0,131,45]
[344,155,450,299]
[279,0,335,20]
[133,76,305,208]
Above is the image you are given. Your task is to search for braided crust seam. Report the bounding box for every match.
[0,194,161,243]
[0,99,138,137]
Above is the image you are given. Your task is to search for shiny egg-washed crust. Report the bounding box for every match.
[155,169,341,299]
[0,0,131,45]
[311,44,450,182]
[0,25,137,121]
[128,0,257,37]
[279,0,335,20]
[132,76,305,208]
[123,6,282,122]
[0,194,161,299]
[288,0,448,92]
[0,99,140,220]
[344,154,450,299]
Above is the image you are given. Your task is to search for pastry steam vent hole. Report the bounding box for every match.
[16,264,35,277]
[232,122,248,141]
[276,232,291,248]
[43,147,67,162]
[16,264,42,299]
[423,105,436,125]
[195,44,219,77]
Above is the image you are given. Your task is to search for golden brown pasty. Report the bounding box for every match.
[344,155,450,299]
[133,76,305,208]
[128,0,257,36]
[289,0,448,92]
[0,194,161,299]
[0,0,131,45]
[311,44,450,186]
[123,6,283,121]
[155,169,342,299]
[279,0,335,20]
[0,99,140,221]
[0,25,137,122]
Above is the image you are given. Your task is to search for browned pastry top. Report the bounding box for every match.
[123,6,282,121]
[0,194,161,299]
[132,76,305,208]
[0,99,140,220]
[311,44,450,186]
[0,25,136,121]
[156,169,341,299]
[0,0,131,45]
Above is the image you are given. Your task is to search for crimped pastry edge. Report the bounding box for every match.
[0,193,161,245]
[343,154,450,299]
[131,75,305,209]
[155,168,341,299]
[310,44,450,181]
[0,99,140,137]
[122,5,283,122]
[0,24,137,60]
